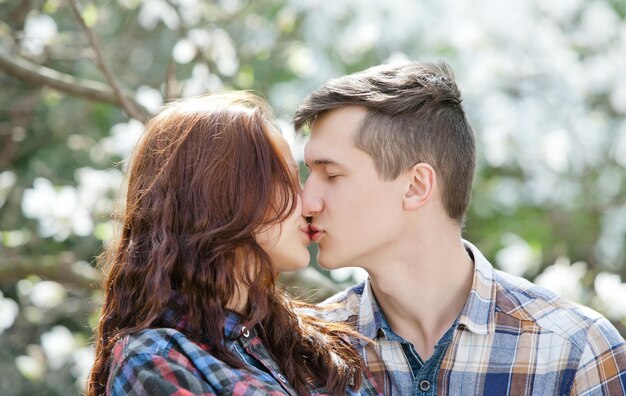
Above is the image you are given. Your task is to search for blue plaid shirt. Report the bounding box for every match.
[321,241,626,395]
[376,311,458,395]
[107,311,381,395]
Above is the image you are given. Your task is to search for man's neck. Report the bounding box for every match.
[366,235,474,361]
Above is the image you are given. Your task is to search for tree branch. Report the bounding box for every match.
[0,253,342,302]
[0,252,101,290]
[67,0,147,121]
[0,50,141,108]
[164,57,179,101]
[0,51,151,121]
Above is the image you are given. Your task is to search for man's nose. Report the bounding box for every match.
[301,178,323,217]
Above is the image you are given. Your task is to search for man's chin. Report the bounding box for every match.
[316,253,347,270]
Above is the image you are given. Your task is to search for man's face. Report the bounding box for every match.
[302,106,408,270]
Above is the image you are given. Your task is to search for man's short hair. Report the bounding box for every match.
[294,61,476,224]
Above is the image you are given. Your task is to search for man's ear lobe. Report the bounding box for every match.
[403,163,436,210]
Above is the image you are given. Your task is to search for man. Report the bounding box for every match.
[294,61,626,395]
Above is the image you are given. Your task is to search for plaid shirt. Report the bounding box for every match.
[322,241,626,395]
[107,310,381,395]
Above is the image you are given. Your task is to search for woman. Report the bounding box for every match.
[87,92,379,395]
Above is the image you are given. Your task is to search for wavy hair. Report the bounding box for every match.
[88,92,363,395]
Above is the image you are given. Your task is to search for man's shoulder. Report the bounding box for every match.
[494,270,623,349]
[317,281,367,323]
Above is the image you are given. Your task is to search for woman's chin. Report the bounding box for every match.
[274,256,311,273]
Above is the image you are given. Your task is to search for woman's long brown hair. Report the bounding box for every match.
[87,92,363,395]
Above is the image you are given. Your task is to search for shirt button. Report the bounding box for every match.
[277,373,286,383]
[419,380,431,392]
[241,326,250,338]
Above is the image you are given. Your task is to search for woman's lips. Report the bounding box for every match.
[300,226,312,244]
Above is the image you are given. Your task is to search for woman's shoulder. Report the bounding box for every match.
[109,327,217,378]
[108,327,300,396]
[107,328,220,395]
[112,327,194,359]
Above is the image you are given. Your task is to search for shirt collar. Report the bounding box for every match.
[357,279,386,341]
[457,240,497,335]
[162,299,250,341]
[223,310,247,340]
[356,240,497,339]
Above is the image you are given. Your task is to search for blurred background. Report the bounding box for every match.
[1,0,625,394]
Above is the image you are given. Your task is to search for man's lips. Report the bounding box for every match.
[309,225,325,243]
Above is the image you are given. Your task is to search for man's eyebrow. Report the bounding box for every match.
[306,159,342,166]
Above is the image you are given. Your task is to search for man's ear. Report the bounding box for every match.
[403,163,436,210]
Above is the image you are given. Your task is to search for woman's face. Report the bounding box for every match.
[254,133,311,272]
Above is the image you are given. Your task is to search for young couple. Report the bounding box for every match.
[88,62,626,395]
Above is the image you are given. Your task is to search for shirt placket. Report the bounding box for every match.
[237,324,298,396]
[406,323,457,396]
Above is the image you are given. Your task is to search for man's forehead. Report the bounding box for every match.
[304,135,354,169]
[303,106,367,164]
[303,138,324,164]
[313,105,367,127]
